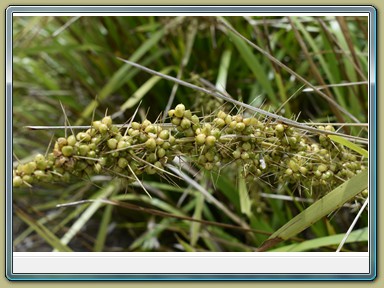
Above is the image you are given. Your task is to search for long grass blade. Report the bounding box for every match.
[259,169,368,251]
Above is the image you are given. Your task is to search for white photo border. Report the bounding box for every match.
[6,5,377,281]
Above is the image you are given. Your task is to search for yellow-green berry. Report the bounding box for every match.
[145,138,157,150]
[168,109,175,117]
[195,134,206,145]
[275,124,284,133]
[285,168,293,175]
[318,164,328,172]
[57,137,68,148]
[184,110,192,119]
[13,176,23,187]
[101,116,112,127]
[171,117,181,126]
[217,110,227,119]
[174,104,185,118]
[67,135,77,146]
[117,140,130,150]
[118,158,128,169]
[62,146,74,157]
[159,130,170,140]
[92,120,101,129]
[79,144,90,156]
[180,118,191,130]
[157,148,166,158]
[205,135,216,147]
[204,162,214,171]
[299,166,308,175]
[288,160,300,172]
[232,149,241,159]
[22,162,37,175]
[235,122,245,132]
[99,123,108,134]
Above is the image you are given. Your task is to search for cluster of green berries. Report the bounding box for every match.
[13,104,366,196]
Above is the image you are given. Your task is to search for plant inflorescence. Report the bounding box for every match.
[13,103,366,198]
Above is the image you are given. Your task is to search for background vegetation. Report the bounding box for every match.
[12,16,369,252]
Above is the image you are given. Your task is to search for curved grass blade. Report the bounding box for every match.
[227,28,276,104]
[55,180,120,250]
[259,169,368,251]
[14,205,73,252]
[328,135,368,158]
[270,227,368,252]
[119,66,174,112]
[117,58,367,144]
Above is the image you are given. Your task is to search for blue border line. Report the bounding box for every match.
[6,5,377,281]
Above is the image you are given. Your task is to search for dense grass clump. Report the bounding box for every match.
[13,16,369,252]
[14,104,366,200]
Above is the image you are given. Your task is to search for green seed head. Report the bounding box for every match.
[205,135,216,147]
[92,120,101,129]
[225,115,232,125]
[299,166,308,175]
[168,135,176,145]
[211,128,221,139]
[79,144,90,156]
[235,122,245,132]
[145,165,157,175]
[117,140,130,150]
[190,115,200,125]
[325,125,335,132]
[62,146,74,157]
[195,134,206,145]
[318,164,328,172]
[321,170,333,179]
[101,116,112,127]
[204,162,214,171]
[34,154,45,163]
[131,122,141,130]
[213,118,225,128]
[174,104,186,118]
[285,168,293,175]
[22,175,33,184]
[156,137,165,146]
[180,118,191,130]
[87,150,96,158]
[288,160,300,172]
[67,135,77,146]
[162,141,171,150]
[154,161,163,170]
[232,149,241,159]
[184,110,192,119]
[76,132,91,142]
[13,176,23,187]
[234,115,243,123]
[241,152,250,160]
[145,124,157,134]
[33,170,46,179]
[184,128,195,137]
[118,158,128,169]
[145,138,157,150]
[198,155,207,164]
[205,151,215,162]
[171,117,181,126]
[217,110,227,119]
[159,129,170,140]
[275,124,285,133]
[157,148,166,158]
[94,163,102,173]
[57,137,68,148]
[242,142,252,151]
[168,109,175,117]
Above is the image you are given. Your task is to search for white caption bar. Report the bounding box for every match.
[13,252,369,274]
